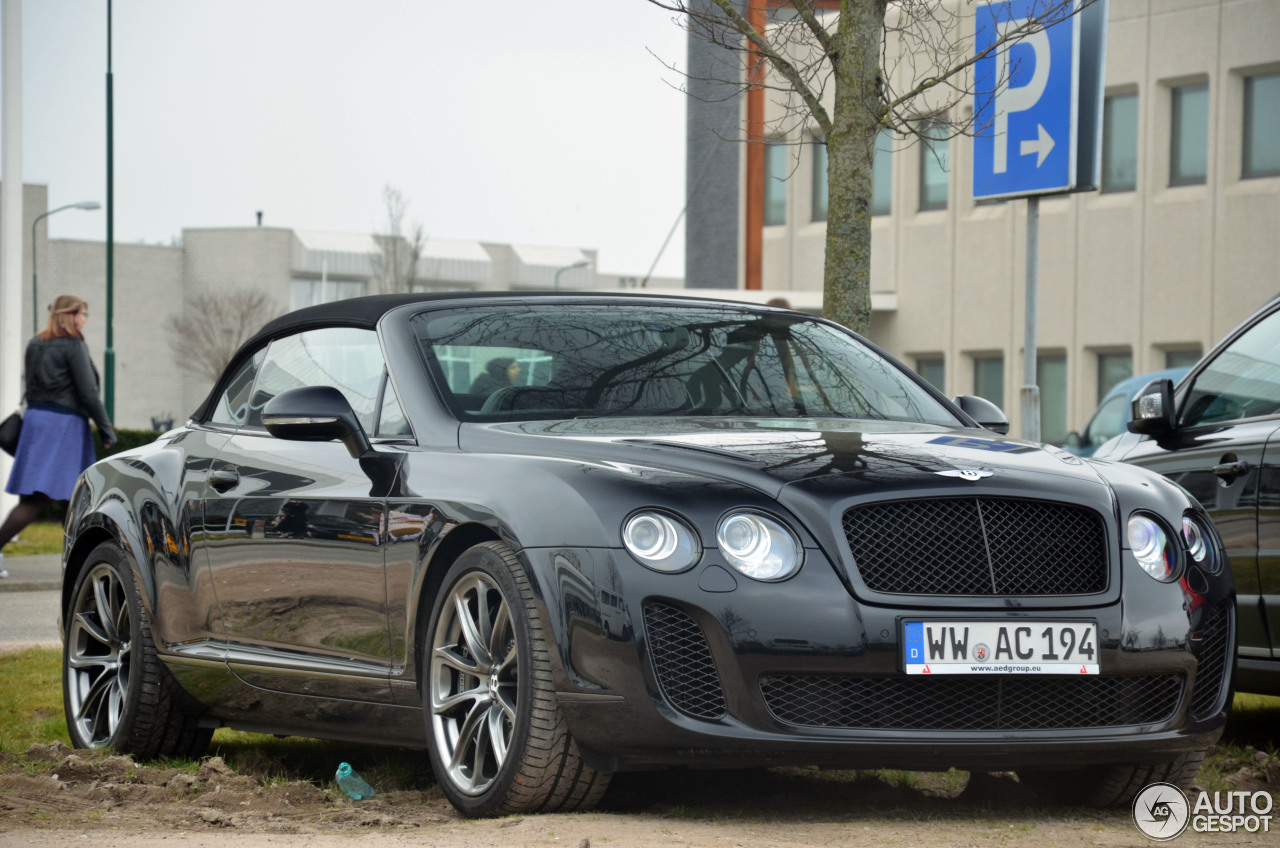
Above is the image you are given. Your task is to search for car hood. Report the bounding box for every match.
[459,417,1107,498]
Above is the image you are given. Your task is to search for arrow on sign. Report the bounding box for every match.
[1020,123,1055,167]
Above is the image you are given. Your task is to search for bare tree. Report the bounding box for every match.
[371,185,427,294]
[168,289,284,383]
[649,0,1086,333]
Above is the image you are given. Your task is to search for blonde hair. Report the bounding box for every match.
[38,295,88,341]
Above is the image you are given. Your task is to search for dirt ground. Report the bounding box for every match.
[3,744,1279,848]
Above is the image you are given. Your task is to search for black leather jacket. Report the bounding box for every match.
[23,335,116,445]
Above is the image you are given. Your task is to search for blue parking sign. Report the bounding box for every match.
[973,0,1080,198]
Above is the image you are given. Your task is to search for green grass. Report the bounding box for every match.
[0,647,70,751]
[1,521,65,557]
[1198,691,1280,791]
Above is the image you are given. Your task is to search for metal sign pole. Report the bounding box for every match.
[1020,195,1040,442]
[975,0,1108,445]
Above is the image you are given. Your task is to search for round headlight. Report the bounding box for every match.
[716,511,803,581]
[1128,514,1178,582]
[1182,515,1221,574]
[622,511,700,573]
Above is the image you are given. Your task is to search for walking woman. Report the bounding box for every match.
[0,295,115,577]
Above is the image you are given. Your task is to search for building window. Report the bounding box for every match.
[290,278,366,312]
[1243,73,1280,179]
[1037,353,1067,445]
[872,129,894,216]
[915,356,944,392]
[919,120,949,211]
[764,140,788,226]
[812,139,828,222]
[1165,347,1202,369]
[1170,83,1208,186]
[1101,93,1138,192]
[974,355,1004,409]
[1097,351,1133,403]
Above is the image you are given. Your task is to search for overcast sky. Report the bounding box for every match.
[11,1,690,278]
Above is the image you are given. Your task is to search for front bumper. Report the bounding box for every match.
[521,546,1234,772]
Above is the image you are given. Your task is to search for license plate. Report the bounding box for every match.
[903,621,1098,675]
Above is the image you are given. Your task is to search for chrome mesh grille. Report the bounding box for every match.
[842,497,1109,596]
[760,674,1183,730]
[1190,602,1233,719]
[643,602,726,720]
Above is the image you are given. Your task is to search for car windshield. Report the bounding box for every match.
[1083,392,1128,446]
[413,304,961,426]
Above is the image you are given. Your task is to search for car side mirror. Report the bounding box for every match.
[1065,431,1082,448]
[1126,378,1176,437]
[262,386,373,459]
[953,395,1010,436]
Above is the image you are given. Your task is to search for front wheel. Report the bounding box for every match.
[62,540,211,759]
[423,541,610,816]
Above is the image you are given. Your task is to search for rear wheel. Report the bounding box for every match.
[423,541,610,816]
[63,540,211,759]
[1018,751,1206,807]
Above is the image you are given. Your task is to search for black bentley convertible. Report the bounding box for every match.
[60,293,1235,815]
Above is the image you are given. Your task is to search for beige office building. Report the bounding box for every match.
[686,0,1280,442]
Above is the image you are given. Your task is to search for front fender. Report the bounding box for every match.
[64,467,154,625]
[64,446,215,650]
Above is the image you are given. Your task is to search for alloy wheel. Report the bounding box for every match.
[65,562,132,747]
[429,571,520,796]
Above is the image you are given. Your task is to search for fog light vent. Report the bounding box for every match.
[1189,602,1233,720]
[643,602,726,720]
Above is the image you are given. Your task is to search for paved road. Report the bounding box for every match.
[0,589,60,650]
[0,554,62,651]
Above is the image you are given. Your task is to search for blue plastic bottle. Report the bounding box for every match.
[335,762,376,800]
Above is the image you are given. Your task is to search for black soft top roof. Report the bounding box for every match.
[192,291,794,423]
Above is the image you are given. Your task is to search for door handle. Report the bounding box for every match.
[209,467,241,493]
[1211,460,1249,481]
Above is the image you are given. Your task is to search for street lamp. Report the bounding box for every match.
[554,258,592,292]
[32,201,101,334]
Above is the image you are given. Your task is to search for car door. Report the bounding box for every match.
[1116,305,1280,668]
[202,327,397,702]
[1260,430,1280,660]
[172,348,267,654]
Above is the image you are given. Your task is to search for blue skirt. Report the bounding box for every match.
[5,407,98,501]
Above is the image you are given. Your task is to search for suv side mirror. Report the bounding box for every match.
[953,395,1010,435]
[1065,431,1083,449]
[1126,379,1176,437]
[262,385,373,459]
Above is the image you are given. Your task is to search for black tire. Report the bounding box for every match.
[423,541,611,816]
[62,540,212,759]
[1018,750,1206,807]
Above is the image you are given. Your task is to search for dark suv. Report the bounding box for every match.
[1096,294,1280,695]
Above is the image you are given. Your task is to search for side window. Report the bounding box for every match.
[209,348,266,427]
[1181,309,1280,428]
[376,373,411,437]
[247,327,386,432]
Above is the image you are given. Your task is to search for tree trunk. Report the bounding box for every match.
[823,0,888,334]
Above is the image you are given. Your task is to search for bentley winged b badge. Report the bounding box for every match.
[935,469,993,481]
